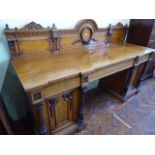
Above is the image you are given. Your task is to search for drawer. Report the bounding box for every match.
[89,59,134,82]
[138,54,150,65]
[42,76,80,98]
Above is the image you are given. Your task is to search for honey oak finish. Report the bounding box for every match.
[5,20,155,134]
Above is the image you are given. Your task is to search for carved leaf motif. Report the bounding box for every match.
[21,22,45,30]
[62,93,73,110]
[48,98,58,117]
[115,22,124,28]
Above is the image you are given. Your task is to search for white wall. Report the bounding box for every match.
[0,19,129,30]
[0,27,10,92]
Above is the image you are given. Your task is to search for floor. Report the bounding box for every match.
[12,78,155,135]
[75,78,155,135]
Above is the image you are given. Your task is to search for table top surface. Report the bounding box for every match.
[12,43,155,91]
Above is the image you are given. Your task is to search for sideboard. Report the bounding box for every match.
[5,19,155,134]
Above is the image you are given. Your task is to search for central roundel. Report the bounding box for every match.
[75,20,98,44]
[80,27,93,44]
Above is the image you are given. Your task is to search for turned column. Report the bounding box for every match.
[78,74,88,130]
[78,86,87,130]
[34,103,48,135]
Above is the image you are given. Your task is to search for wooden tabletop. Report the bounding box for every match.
[12,43,155,91]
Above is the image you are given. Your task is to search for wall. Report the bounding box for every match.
[0,28,10,91]
[0,23,29,121]
[0,19,130,121]
[1,19,129,29]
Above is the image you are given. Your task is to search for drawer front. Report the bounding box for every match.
[89,59,134,82]
[138,54,149,65]
[42,76,80,98]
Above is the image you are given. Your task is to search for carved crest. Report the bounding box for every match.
[20,22,45,30]
[115,22,124,28]
[113,22,128,29]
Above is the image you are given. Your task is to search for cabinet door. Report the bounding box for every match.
[47,92,73,133]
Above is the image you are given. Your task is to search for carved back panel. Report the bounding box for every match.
[5,19,128,58]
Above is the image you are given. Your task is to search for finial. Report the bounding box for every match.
[116,22,123,28]
[108,24,112,28]
[52,23,57,29]
[107,24,112,36]
[5,24,9,29]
